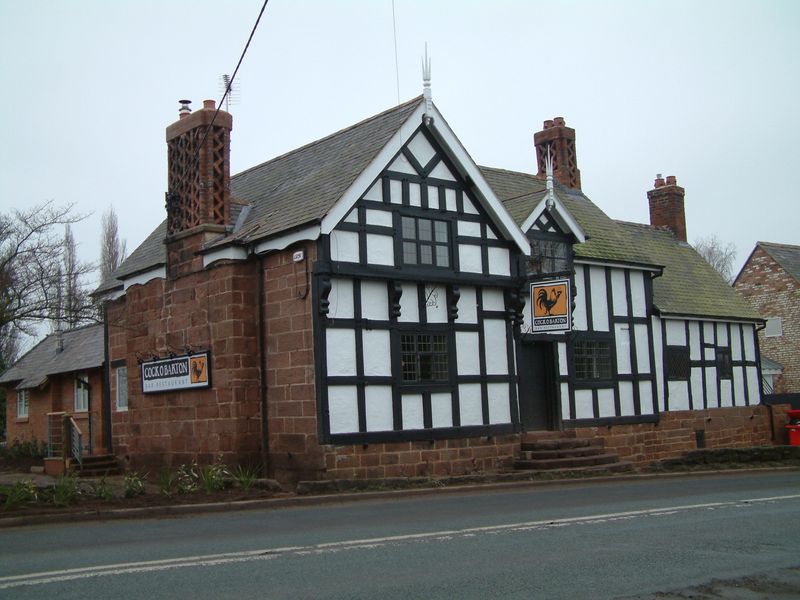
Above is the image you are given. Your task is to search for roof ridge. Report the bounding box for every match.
[233,96,424,181]
[759,240,800,250]
[480,164,542,180]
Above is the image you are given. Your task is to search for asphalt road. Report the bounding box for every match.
[1,471,799,599]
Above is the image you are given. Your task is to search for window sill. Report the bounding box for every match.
[72,412,89,419]
[15,417,29,423]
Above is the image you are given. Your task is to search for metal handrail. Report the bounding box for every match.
[46,412,66,459]
[66,416,83,468]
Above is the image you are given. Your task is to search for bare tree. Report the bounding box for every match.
[694,234,737,283]
[100,206,127,282]
[0,200,94,338]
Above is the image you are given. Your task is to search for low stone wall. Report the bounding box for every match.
[572,405,786,466]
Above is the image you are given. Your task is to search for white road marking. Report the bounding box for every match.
[2,493,799,590]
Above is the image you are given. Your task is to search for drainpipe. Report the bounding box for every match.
[102,304,113,454]
[257,256,270,477]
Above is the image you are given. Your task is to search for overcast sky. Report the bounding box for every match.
[2,0,798,290]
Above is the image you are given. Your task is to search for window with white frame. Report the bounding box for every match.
[17,389,29,418]
[765,317,783,338]
[74,372,89,412]
[116,367,128,411]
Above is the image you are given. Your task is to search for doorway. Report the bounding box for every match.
[518,341,560,430]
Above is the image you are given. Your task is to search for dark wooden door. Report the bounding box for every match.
[518,341,558,430]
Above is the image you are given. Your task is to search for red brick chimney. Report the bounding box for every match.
[647,174,686,242]
[165,99,232,237]
[534,117,581,190]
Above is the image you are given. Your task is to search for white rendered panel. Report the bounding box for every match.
[431,392,453,428]
[521,294,531,333]
[558,342,568,375]
[328,386,359,434]
[362,330,391,376]
[716,323,729,346]
[611,269,627,316]
[746,366,760,404]
[407,131,436,166]
[652,316,664,412]
[366,234,394,266]
[615,325,632,374]
[590,267,609,332]
[328,278,354,319]
[409,183,421,207]
[488,247,511,276]
[665,320,686,346]
[458,220,481,237]
[690,368,704,409]
[575,389,594,419]
[402,394,424,430]
[343,210,358,224]
[365,209,393,227]
[598,388,615,418]
[458,286,478,324]
[487,383,511,423]
[389,179,402,204]
[704,346,715,361]
[705,368,719,407]
[361,281,389,321]
[425,284,448,323]
[561,383,571,421]
[456,332,481,375]
[398,283,419,323]
[459,244,483,273]
[484,320,508,375]
[634,323,651,374]
[639,381,655,414]
[463,196,479,215]
[733,368,745,406]
[731,324,743,360]
[630,271,647,318]
[720,379,733,407]
[459,384,483,426]
[703,322,715,345]
[427,185,439,210]
[482,289,505,311]
[486,227,497,240]
[743,325,756,361]
[573,265,588,331]
[365,386,393,431]
[330,230,359,263]
[689,321,701,360]
[619,381,635,416]
[326,329,356,376]
[668,381,690,411]
[389,153,416,175]
[429,161,456,181]
[445,188,457,211]
[363,181,382,202]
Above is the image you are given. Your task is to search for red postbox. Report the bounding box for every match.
[787,409,800,446]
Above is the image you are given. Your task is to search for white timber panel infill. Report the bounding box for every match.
[590,266,609,332]
[407,131,436,165]
[482,289,505,311]
[487,383,511,423]
[668,381,690,411]
[731,324,743,360]
[365,209,393,227]
[425,285,448,323]
[690,369,704,409]
[746,366,760,404]
[716,322,729,346]
[427,185,440,210]
[597,388,615,418]
[561,383,571,421]
[484,320,508,375]
[361,281,389,320]
[389,179,402,204]
[330,230,360,263]
[445,188,457,211]
[463,196,479,215]
[639,381,655,414]
[362,330,391,376]
[389,153,416,175]
[652,316,664,412]
[366,234,394,266]
[689,321,701,360]
[402,394,424,429]
[573,265,588,331]
[327,329,356,376]
[328,278,354,319]
[459,244,483,273]
[665,320,686,346]
[619,381,635,416]
[398,283,419,323]
[431,393,453,428]
[558,343,568,375]
[456,332,481,375]
[363,181,382,202]
[575,389,593,419]
[630,271,647,318]
[328,386,359,434]
[615,325,632,374]
[634,323,650,373]
[704,345,715,362]
[409,183,421,207]
[458,286,478,324]
[743,325,756,361]
[343,210,358,224]
[733,369,745,405]
[429,161,456,181]
[720,379,733,407]
[705,367,719,407]
[459,384,483,426]
[488,247,510,276]
[458,220,481,237]
[365,386,393,431]
[611,269,627,317]
[520,293,531,332]
[703,322,715,347]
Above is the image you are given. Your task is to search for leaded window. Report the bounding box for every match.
[666,346,690,380]
[529,238,571,275]
[573,339,612,380]
[74,372,89,412]
[716,348,732,379]
[402,216,449,267]
[401,333,449,383]
[17,389,28,418]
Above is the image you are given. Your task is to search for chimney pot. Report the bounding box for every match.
[665,175,677,185]
[543,119,554,129]
[553,117,565,126]
[178,99,192,119]
[654,176,665,188]
[203,99,216,110]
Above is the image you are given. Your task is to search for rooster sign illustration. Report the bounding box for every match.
[536,287,563,316]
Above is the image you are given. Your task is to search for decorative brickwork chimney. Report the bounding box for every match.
[647,174,686,242]
[534,117,581,190]
[165,99,232,237]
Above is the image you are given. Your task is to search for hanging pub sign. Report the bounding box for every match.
[530,279,572,333]
[141,352,210,393]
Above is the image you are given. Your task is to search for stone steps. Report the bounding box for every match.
[73,454,123,477]
[515,433,628,473]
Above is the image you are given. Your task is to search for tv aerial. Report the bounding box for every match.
[219,74,241,112]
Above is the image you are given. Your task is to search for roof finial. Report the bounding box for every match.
[422,43,433,125]
[545,144,555,210]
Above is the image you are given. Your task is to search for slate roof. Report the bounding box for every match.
[0,324,104,389]
[95,220,168,295]
[759,241,800,282]
[481,166,761,321]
